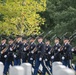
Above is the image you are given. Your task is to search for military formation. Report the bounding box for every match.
[0,35,76,75]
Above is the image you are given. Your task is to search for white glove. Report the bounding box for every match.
[51,56,54,59]
[14,55,16,58]
[31,51,34,54]
[30,58,33,60]
[72,49,74,52]
[24,48,26,51]
[58,49,60,52]
[48,52,51,54]
[10,48,13,51]
[39,58,42,61]
[45,59,47,61]
[62,56,65,60]
[4,55,7,58]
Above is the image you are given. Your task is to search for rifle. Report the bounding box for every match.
[0,44,8,55]
[43,30,52,39]
[69,31,76,40]
[70,35,76,42]
[60,32,68,39]
[51,34,56,40]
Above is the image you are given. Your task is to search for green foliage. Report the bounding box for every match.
[0,0,46,36]
[46,0,76,63]
[46,0,76,45]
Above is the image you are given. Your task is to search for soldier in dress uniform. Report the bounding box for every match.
[53,37,61,62]
[43,40,52,75]
[3,37,14,75]
[0,36,7,65]
[13,35,23,65]
[21,37,29,63]
[33,36,45,75]
[28,36,36,68]
[61,37,73,68]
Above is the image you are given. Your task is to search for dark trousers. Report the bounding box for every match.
[14,58,21,65]
[62,59,70,68]
[22,57,27,63]
[43,60,52,75]
[22,52,28,63]
[3,60,13,75]
[33,58,44,75]
[0,56,6,65]
[28,58,35,68]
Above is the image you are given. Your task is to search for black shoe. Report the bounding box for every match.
[38,70,42,75]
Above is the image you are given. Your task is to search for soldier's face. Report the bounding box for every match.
[45,41,50,45]
[9,40,13,44]
[1,39,6,44]
[38,38,43,43]
[55,39,59,44]
[64,40,66,43]
[64,40,69,44]
[23,40,27,43]
[17,37,22,42]
[30,39,34,43]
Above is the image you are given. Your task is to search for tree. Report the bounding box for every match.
[47,0,76,38]
[0,0,46,36]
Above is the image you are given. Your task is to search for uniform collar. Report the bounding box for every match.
[31,42,34,45]
[56,43,59,45]
[23,43,26,45]
[39,42,43,44]
[9,43,13,45]
[2,43,5,45]
[64,43,68,45]
[18,41,21,43]
[46,44,49,46]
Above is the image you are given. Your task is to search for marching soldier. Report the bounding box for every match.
[3,37,14,75]
[21,37,29,63]
[13,35,23,65]
[43,40,52,75]
[28,36,36,68]
[33,36,45,75]
[0,36,7,65]
[61,37,73,68]
[53,37,61,62]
